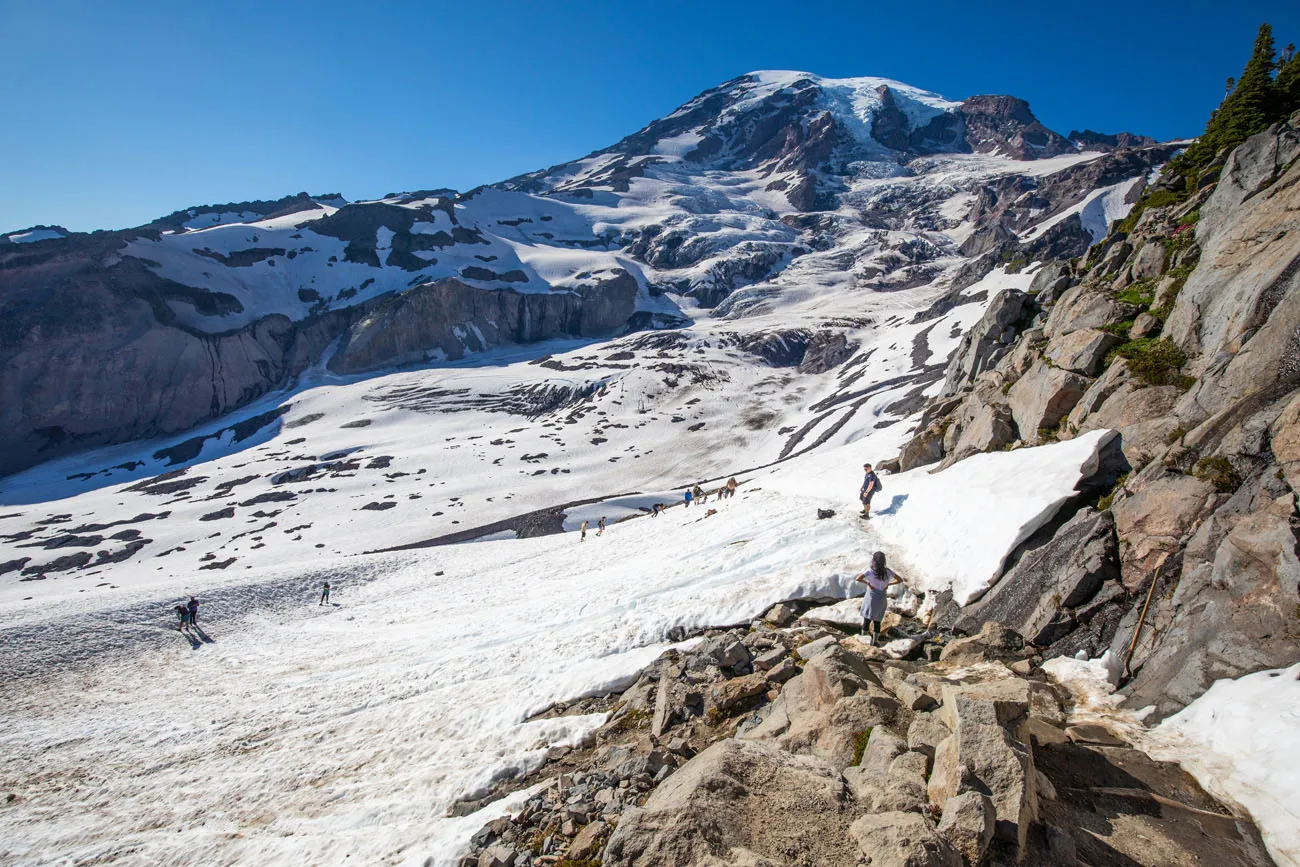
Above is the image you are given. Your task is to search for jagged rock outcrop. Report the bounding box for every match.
[895,112,1300,722]
[460,605,1272,867]
[940,289,1031,396]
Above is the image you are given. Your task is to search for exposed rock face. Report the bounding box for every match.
[956,95,1074,160]
[1006,361,1089,439]
[940,289,1030,396]
[1111,473,1214,590]
[603,738,862,866]
[1044,328,1121,376]
[895,113,1300,724]
[957,508,1121,645]
[1124,491,1300,717]
[0,243,357,477]
[329,273,638,374]
[797,330,855,374]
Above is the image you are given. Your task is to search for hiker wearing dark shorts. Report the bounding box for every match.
[855,551,903,646]
[859,463,880,519]
[174,604,189,631]
[320,582,331,605]
[187,596,199,626]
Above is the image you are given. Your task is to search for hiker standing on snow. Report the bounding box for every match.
[684,489,693,508]
[187,596,200,626]
[597,516,606,536]
[174,604,190,632]
[320,581,331,605]
[859,463,881,519]
[726,477,738,498]
[652,503,663,517]
[855,551,902,646]
[580,520,588,541]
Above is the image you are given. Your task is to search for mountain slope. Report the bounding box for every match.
[1,72,1172,478]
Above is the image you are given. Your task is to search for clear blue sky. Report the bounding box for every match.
[3,0,1298,233]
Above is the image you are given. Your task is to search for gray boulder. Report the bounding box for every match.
[849,811,961,867]
[603,738,862,866]
[936,791,995,867]
[927,722,1036,852]
[1007,360,1090,440]
[1044,327,1121,376]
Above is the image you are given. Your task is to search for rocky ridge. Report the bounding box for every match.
[893,111,1300,719]
[453,598,1274,867]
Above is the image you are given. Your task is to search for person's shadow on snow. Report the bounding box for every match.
[192,625,215,643]
[876,494,908,516]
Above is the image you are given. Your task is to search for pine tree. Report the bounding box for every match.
[1202,24,1278,151]
[1173,23,1281,175]
[1277,51,1300,116]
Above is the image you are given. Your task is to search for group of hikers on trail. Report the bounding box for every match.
[575,477,741,540]
[684,477,737,507]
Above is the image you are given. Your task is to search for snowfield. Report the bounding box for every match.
[0,431,1112,866]
[3,67,1242,865]
[1148,664,1300,867]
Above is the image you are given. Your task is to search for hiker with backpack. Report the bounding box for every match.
[684,489,693,508]
[859,462,882,519]
[855,551,903,646]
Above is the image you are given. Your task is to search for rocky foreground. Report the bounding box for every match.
[452,598,1274,867]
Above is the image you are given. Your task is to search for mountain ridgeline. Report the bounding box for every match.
[1,72,1172,477]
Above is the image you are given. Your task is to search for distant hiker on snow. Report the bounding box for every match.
[652,503,663,517]
[174,604,190,632]
[597,516,606,536]
[320,581,331,605]
[692,484,705,504]
[855,551,902,646]
[684,489,693,508]
[859,463,882,519]
[187,596,200,626]
[726,477,738,498]
[580,520,588,541]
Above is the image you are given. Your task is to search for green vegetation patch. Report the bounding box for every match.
[1195,456,1243,493]
[1113,338,1193,387]
[1101,319,1135,339]
[1097,472,1130,512]
[851,728,874,767]
[1115,278,1156,308]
